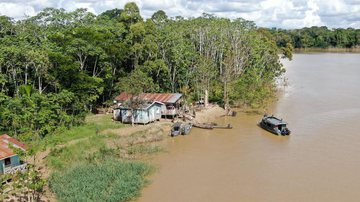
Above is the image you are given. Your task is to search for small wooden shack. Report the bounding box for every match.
[114,92,183,118]
[113,101,164,124]
[0,134,27,175]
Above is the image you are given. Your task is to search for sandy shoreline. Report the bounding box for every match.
[192,104,227,123]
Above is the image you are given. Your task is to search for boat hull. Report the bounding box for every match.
[259,121,281,135]
[171,122,192,137]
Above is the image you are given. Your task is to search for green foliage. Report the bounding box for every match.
[0,91,82,139]
[269,26,360,49]
[99,8,123,20]
[19,84,33,97]
[49,160,153,202]
[120,2,143,25]
[117,68,156,95]
[232,68,276,108]
[0,165,47,201]
[151,10,168,26]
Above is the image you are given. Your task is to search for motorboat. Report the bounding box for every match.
[259,115,291,136]
[171,122,192,137]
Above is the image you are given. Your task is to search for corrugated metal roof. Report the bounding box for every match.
[0,134,27,160]
[116,101,164,110]
[166,93,183,103]
[115,92,183,104]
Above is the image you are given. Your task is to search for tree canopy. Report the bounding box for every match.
[268,26,360,49]
[0,3,289,140]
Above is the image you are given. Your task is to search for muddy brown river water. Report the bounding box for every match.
[138,53,360,202]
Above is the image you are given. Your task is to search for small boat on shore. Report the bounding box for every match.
[213,124,233,129]
[259,115,291,136]
[193,122,233,130]
[193,123,215,129]
[181,123,192,135]
[171,122,192,137]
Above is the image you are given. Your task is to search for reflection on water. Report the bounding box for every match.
[138,53,360,202]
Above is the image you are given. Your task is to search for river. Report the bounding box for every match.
[138,53,360,202]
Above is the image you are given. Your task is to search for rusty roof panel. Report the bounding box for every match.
[167,93,183,103]
[114,92,131,101]
[115,92,182,104]
[0,134,27,160]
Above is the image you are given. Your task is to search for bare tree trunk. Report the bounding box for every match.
[92,57,98,77]
[131,108,135,127]
[38,76,42,94]
[0,64,4,92]
[169,64,176,93]
[204,89,209,108]
[25,64,28,85]
[223,80,229,110]
[13,67,18,96]
[134,54,139,69]
[108,66,117,99]
[77,53,87,71]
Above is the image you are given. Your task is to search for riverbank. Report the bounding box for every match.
[25,105,227,201]
[295,47,360,53]
[194,104,228,123]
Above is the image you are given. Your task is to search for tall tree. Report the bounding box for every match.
[117,69,155,126]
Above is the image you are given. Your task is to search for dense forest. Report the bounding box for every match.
[0,3,290,141]
[268,26,360,49]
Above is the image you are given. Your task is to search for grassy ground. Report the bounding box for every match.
[45,114,124,146]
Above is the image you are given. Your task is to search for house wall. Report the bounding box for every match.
[0,156,20,174]
[150,103,162,121]
[119,109,150,124]
[113,108,121,121]
[0,159,4,174]
[11,155,20,166]
[116,103,163,124]
[148,107,155,122]
[155,107,161,120]
[119,108,131,123]
[163,105,177,117]
[134,109,149,124]
[160,105,167,116]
